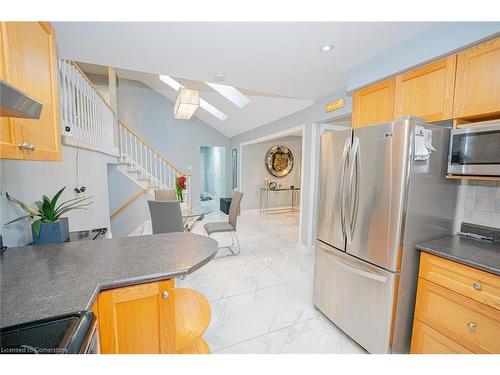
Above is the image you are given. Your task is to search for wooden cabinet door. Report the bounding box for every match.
[410,319,472,354]
[0,23,24,159]
[453,36,500,119]
[1,22,61,161]
[394,55,457,122]
[352,78,395,128]
[414,278,500,354]
[98,280,175,354]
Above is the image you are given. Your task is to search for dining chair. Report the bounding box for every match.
[203,191,244,256]
[154,189,177,201]
[148,200,184,234]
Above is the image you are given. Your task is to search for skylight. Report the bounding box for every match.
[199,98,228,121]
[205,82,250,109]
[159,75,228,121]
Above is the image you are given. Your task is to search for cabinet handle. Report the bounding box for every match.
[27,144,35,151]
[467,322,476,331]
[473,282,481,290]
[17,143,29,150]
[162,291,169,300]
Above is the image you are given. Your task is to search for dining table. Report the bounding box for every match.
[180,202,214,231]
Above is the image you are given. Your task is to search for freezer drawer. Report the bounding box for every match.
[313,241,397,353]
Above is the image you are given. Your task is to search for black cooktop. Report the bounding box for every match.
[0,311,93,354]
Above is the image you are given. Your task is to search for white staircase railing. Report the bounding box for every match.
[117,120,191,203]
[58,59,191,206]
[58,59,116,154]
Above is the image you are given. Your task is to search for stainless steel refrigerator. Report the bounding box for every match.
[313,116,457,353]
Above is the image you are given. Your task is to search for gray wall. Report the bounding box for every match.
[117,78,232,203]
[1,146,114,247]
[107,164,152,237]
[241,136,302,210]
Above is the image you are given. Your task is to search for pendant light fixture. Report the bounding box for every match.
[174,80,200,120]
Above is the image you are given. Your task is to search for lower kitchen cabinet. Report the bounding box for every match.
[96,279,211,354]
[410,319,472,354]
[411,253,500,354]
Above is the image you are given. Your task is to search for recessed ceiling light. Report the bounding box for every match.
[214,72,225,82]
[320,44,334,52]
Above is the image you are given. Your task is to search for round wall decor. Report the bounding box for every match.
[265,145,294,177]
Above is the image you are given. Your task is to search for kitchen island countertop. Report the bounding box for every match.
[0,233,218,328]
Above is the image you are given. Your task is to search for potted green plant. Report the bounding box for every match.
[5,186,92,245]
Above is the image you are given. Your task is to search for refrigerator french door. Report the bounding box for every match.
[316,129,351,251]
[346,121,411,272]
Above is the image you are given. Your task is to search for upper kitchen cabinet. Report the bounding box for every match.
[0,24,23,159]
[0,22,61,161]
[453,37,500,119]
[394,55,457,122]
[352,77,395,128]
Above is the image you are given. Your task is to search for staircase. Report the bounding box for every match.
[116,119,191,202]
[58,59,191,218]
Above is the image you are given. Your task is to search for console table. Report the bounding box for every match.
[259,187,300,214]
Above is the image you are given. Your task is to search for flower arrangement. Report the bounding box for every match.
[176,176,187,203]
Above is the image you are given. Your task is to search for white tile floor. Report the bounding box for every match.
[181,209,365,354]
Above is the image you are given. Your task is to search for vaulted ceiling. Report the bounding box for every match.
[53,22,436,137]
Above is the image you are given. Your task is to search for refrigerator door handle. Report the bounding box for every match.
[351,137,360,240]
[346,137,360,243]
[326,249,388,283]
[339,138,350,239]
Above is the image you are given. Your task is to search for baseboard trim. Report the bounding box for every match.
[241,206,299,214]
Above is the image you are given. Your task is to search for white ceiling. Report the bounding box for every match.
[53,22,437,137]
[53,22,436,99]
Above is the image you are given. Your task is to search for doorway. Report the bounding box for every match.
[238,125,305,243]
[200,146,226,210]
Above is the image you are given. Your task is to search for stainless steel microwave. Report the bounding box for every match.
[448,120,500,176]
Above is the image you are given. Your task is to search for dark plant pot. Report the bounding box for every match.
[32,218,70,245]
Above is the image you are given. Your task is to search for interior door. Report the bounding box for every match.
[316,129,351,250]
[346,120,410,272]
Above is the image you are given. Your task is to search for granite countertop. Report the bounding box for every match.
[416,235,500,276]
[0,233,218,328]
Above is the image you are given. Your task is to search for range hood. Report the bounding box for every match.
[0,80,42,119]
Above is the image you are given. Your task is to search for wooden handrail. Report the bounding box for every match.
[118,119,190,177]
[70,61,116,115]
[110,188,149,219]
